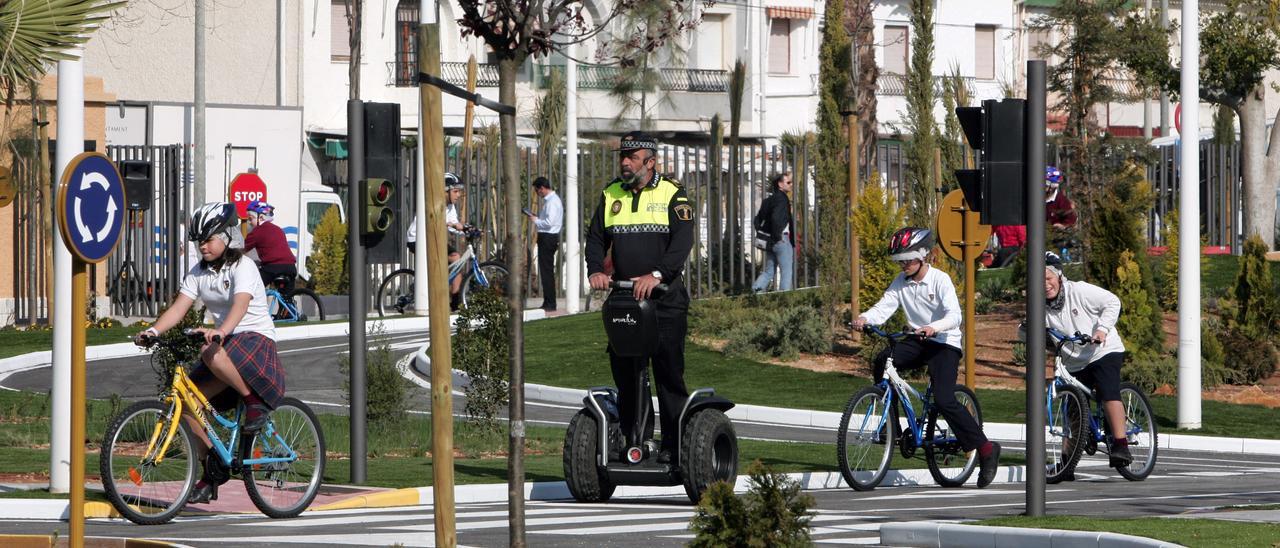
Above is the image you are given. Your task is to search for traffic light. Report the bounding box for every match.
[360,177,394,237]
[955,99,1026,225]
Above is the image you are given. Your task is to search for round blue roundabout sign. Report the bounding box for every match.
[57,152,126,264]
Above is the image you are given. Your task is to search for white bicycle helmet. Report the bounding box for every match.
[888,227,934,262]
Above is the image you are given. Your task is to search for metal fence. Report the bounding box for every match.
[8,141,51,326]
[1145,141,1241,250]
[104,145,193,318]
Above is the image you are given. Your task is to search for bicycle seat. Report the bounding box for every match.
[271,274,296,287]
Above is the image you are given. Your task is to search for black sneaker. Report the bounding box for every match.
[977,442,1001,488]
[1110,444,1133,468]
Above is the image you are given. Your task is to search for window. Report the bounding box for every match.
[307,203,338,234]
[694,15,726,70]
[975,25,996,80]
[331,0,351,62]
[883,25,908,75]
[769,18,791,74]
[394,1,419,86]
[1028,29,1050,62]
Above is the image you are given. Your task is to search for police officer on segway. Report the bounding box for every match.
[585,131,696,465]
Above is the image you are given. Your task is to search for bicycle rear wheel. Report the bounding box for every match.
[287,288,325,321]
[243,397,326,518]
[460,261,510,308]
[101,400,198,525]
[1046,385,1086,484]
[924,385,982,487]
[1115,382,1158,481]
[376,269,415,317]
[836,386,895,491]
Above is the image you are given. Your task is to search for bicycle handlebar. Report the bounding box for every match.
[859,324,926,341]
[136,328,220,348]
[609,279,671,294]
[1046,327,1097,345]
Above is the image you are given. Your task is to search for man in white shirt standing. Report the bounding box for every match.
[851,227,1001,488]
[527,176,564,311]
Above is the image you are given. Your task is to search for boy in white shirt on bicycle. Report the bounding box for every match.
[851,227,1002,488]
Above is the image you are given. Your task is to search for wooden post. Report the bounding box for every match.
[461,55,477,222]
[418,21,456,548]
[847,114,860,340]
[69,261,86,548]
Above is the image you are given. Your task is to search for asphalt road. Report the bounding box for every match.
[3,449,1278,546]
[4,331,1280,546]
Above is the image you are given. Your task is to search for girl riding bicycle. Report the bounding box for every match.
[850,227,1002,488]
[134,202,285,503]
[1041,251,1132,469]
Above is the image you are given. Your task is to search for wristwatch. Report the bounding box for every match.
[651,270,663,280]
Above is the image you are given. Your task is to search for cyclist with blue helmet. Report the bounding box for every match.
[244,200,297,289]
[1044,166,1077,229]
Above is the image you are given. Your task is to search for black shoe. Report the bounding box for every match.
[1110,444,1133,468]
[188,481,219,504]
[655,449,674,464]
[977,442,1001,488]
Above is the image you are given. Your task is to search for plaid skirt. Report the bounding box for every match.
[190,331,285,411]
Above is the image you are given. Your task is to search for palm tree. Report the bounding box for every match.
[0,0,123,102]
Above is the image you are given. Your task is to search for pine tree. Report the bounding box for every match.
[1235,235,1279,338]
[940,65,972,193]
[1114,250,1162,355]
[309,206,348,295]
[852,178,904,309]
[902,0,938,226]
[815,0,853,323]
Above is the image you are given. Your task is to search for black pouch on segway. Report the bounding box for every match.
[602,288,659,358]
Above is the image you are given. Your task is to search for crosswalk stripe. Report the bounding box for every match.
[531,521,693,535]
[376,511,695,532]
[242,506,615,528]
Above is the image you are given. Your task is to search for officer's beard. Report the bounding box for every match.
[617,171,643,190]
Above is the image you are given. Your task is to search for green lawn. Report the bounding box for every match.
[0,326,139,360]
[978,515,1280,548]
[525,313,1280,439]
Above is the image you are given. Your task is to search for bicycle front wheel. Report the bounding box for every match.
[101,400,198,525]
[288,288,325,321]
[1115,382,1158,481]
[1046,385,1086,484]
[837,386,895,491]
[243,397,326,518]
[924,385,982,487]
[376,269,415,317]
[460,261,510,308]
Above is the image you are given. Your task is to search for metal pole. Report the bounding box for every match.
[413,89,428,314]
[1142,0,1152,140]
[565,45,581,313]
[277,0,286,106]
[1177,0,1202,429]
[1025,60,1047,517]
[847,113,860,340]
[1159,0,1170,137]
[420,14,458,547]
[347,99,367,484]
[962,213,976,390]
[195,0,206,202]
[52,50,85,495]
[69,262,87,548]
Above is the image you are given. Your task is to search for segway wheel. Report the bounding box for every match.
[563,410,616,503]
[680,409,738,504]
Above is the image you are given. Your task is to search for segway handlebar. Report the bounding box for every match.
[609,279,670,295]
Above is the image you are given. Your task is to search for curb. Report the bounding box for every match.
[0,535,195,548]
[879,521,1183,547]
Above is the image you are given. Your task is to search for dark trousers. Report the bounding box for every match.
[873,338,988,451]
[537,232,560,309]
[609,310,690,453]
[259,263,297,293]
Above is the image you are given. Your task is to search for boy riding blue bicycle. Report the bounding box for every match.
[851,227,1002,488]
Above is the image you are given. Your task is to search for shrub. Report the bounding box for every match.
[452,289,510,431]
[1158,210,1180,310]
[1218,326,1279,384]
[691,289,824,340]
[309,206,348,295]
[1234,235,1279,339]
[151,303,208,394]
[688,460,815,548]
[851,180,904,313]
[1114,250,1163,353]
[341,322,412,426]
[1121,352,1177,394]
[722,305,831,360]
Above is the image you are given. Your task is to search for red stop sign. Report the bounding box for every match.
[228,172,268,218]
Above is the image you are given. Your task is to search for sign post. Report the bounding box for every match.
[56,152,126,548]
[936,189,991,389]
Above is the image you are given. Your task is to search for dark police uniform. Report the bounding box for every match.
[585,134,695,458]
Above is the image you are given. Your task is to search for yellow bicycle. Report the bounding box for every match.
[100,329,325,524]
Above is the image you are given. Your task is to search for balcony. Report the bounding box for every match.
[878,73,979,96]
[535,65,730,93]
[388,61,501,88]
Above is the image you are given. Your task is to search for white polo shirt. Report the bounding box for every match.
[179,257,276,340]
[860,266,963,350]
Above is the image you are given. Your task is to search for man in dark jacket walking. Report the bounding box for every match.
[752,172,795,292]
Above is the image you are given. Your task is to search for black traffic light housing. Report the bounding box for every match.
[955,99,1026,226]
[360,177,394,237]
